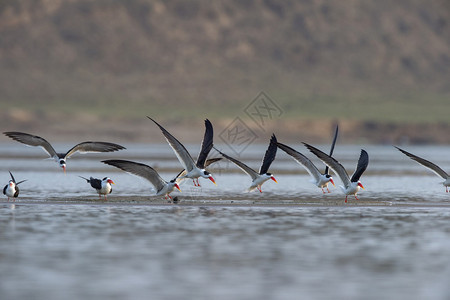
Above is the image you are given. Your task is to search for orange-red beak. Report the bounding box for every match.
[358,182,365,190]
[330,178,335,187]
[62,165,66,174]
[209,176,217,186]
[175,183,181,192]
[108,179,115,185]
[271,176,277,183]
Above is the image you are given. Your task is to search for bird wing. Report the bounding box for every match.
[215,148,259,180]
[102,160,167,192]
[196,119,214,168]
[4,131,58,158]
[15,180,27,185]
[148,117,196,172]
[350,149,369,182]
[303,142,351,188]
[325,125,339,175]
[259,134,278,175]
[395,146,448,179]
[277,142,321,182]
[64,142,126,158]
[8,171,16,183]
[88,177,102,190]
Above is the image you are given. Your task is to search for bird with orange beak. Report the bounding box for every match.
[102,160,182,200]
[3,171,27,202]
[215,134,278,193]
[79,176,115,200]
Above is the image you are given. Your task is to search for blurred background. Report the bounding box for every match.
[0,0,449,144]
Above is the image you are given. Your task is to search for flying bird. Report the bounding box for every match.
[3,131,126,172]
[215,134,278,193]
[148,117,216,186]
[304,143,369,203]
[79,176,115,200]
[102,159,181,200]
[277,125,338,193]
[395,146,450,192]
[3,171,27,202]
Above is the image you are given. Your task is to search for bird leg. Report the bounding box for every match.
[327,187,331,193]
[354,195,359,201]
[345,196,348,203]
[257,186,262,193]
[446,186,448,193]
[321,187,326,194]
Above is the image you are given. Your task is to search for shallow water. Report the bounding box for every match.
[1,143,450,299]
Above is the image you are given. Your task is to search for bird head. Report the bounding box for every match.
[357,181,365,189]
[203,170,217,185]
[267,173,277,183]
[325,174,335,187]
[103,177,115,185]
[9,180,14,187]
[59,159,66,173]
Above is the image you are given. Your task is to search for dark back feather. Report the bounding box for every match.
[325,125,339,175]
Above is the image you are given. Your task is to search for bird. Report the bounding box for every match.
[3,171,27,202]
[3,131,126,173]
[277,125,339,193]
[395,146,450,192]
[79,176,115,200]
[175,157,223,184]
[215,134,278,193]
[303,143,369,203]
[148,117,216,187]
[102,159,181,200]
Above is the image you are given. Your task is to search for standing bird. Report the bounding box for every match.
[304,143,369,203]
[3,131,126,173]
[148,117,216,187]
[395,146,450,192]
[79,176,115,200]
[277,125,339,193]
[215,134,278,193]
[3,171,27,202]
[102,159,181,200]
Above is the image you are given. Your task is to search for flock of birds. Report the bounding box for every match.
[2,117,450,203]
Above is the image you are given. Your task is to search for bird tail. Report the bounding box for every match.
[78,176,90,182]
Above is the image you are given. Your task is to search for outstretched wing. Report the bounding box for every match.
[102,160,167,193]
[303,142,351,188]
[277,142,321,182]
[65,142,126,158]
[4,131,58,158]
[395,146,448,179]
[325,124,339,175]
[214,148,259,180]
[148,117,196,172]
[196,119,214,168]
[350,149,369,182]
[259,134,278,175]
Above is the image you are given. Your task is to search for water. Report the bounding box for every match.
[1,143,450,299]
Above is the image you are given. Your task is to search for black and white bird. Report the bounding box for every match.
[215,134,278,193]
[3,171,27,202]
[102,159,181,200]
[304,143,369,203]
[395,146,450,192]
[148,117,216,187]
[79,176,115,200]
[3,131,126,173]
[277,125,338,193]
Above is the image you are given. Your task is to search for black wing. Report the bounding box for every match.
[395,146,449,179]
[89,177,102,190]
[65,142,126,158]
[14,186,19,198]
[325,124,339,175]
[2,185,6,195]
[196,119,214,168]
[259,134,278,175]
[8,171,16,183]
[350,149,369,182]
